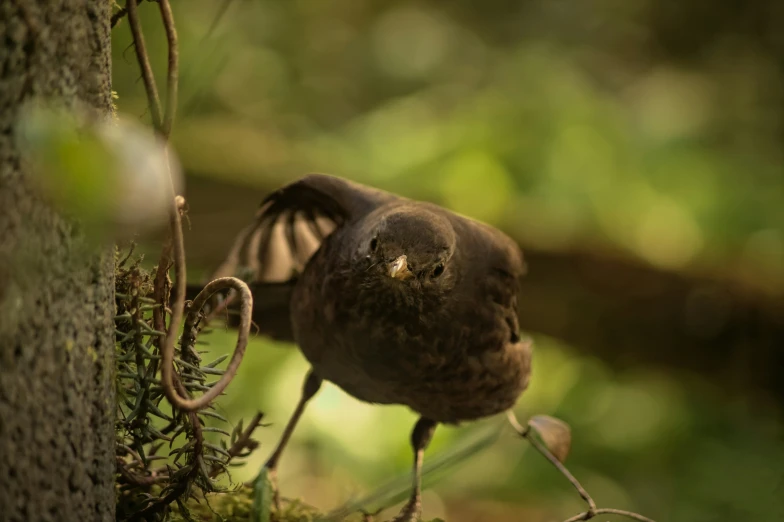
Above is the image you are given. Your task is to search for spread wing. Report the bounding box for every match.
[203,174,396,341]
[439,208,527,354]
[212,173,396,283]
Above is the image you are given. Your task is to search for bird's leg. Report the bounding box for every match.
[254,369,322,512]
[389,417,438,522]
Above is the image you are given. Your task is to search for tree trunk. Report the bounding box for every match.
[0,1,115,521]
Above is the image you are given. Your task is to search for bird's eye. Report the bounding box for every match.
[432,263,445,278]
[369,237,379,252]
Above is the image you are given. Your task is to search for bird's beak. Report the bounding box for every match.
[388,255,414,280]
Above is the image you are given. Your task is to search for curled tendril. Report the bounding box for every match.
[161,277,253,412]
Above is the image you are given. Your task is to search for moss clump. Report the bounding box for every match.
[169,486,444,522]
[169,486,335,521]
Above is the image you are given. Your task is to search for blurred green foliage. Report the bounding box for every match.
[15,102,181,242]
[113,0,783,287]
[110,1,783,521]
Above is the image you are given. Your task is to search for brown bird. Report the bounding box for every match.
[208,174,532,521]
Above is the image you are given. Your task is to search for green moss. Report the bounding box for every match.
[169,487,444,522]
[169,487,328,521]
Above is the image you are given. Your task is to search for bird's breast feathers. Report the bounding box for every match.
[291,231,529,422]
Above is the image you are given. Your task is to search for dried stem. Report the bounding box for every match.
[157,0,178,138]
[124,0,197,415]
[524,426,596,512]
[209,411,265,478]
[508,411,655,522]
[118,1,260,518]
[111,5,128,28]
[125,0,162,130]
[162,277,253,411]
[157,156,189,406]
[152,241,172,337]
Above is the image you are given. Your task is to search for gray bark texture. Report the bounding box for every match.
[0,1,115,521]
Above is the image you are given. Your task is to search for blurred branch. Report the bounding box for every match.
[508,412,655,522]
[116,1,268,519]
[125,0,162,130]
[148,0,191,416]
[514,246,784,400]
[111,5,128,28]
[209,411,265,478]
[157,0,178,139]
[126,0,253,453]
[125,0,252,414]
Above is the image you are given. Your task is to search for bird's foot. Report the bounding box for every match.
[386,498,421,522]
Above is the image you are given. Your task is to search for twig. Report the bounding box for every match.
[157,0,178,138]
[130,0,181,357]
[118,0,259,517]
[111,5,128,28]
[507,411,655,522]
[209,411,265,478]
[118,242,136,268]
[523,426,596,512]
[117,457,170,487]
[152,241,172,341]
[224,411,263,460]
[125,0,199,416]
[162,277,253,411]
[117,444,145,466]
[143,0,190,419]
[125,0,162,130]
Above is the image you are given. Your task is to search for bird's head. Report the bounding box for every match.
[357,206,457,292]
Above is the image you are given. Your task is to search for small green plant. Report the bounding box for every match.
[114,245,263,521]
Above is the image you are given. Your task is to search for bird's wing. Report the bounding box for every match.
[200,174,395,342]
[211,173,396,284]
[438,208,527,353]
[469,218,526,281]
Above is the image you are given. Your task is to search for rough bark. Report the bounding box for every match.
[0,1,115,521]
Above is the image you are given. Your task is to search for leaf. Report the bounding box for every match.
[527,415,572,463]
[202,427,232,436]
[199,409,229,424]
[204,354,230,368]
[204,442,232,458]
[251,467,273,522]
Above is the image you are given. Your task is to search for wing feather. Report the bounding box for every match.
[211,174,395,283]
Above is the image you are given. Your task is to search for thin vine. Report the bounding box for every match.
[113,1,260,519]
